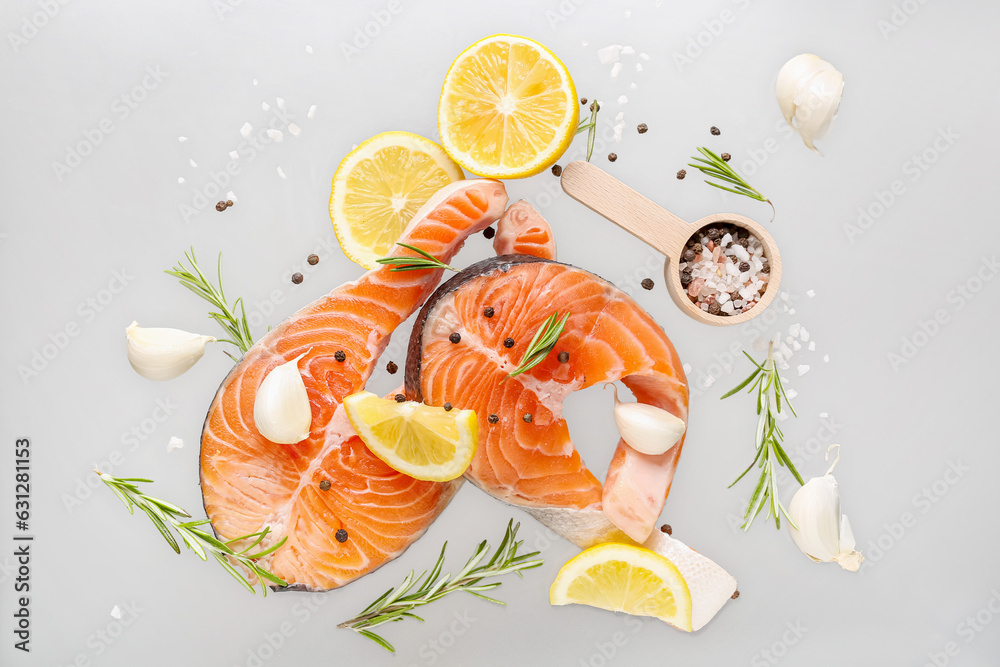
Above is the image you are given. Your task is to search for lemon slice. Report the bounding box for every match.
[438,34,578,178]
[549,542,694,631]
[329,131,464,270]
[344,391,477,482]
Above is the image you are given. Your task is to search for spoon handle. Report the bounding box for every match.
[560,161,689,257]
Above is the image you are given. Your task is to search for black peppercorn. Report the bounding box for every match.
[307,254,319,265]
[721,152,731,162]
[386,361,398,374]
[557,351,569,363]
[691,243,703,255]
[215,201,227,212]
[739,261,751,272]
[449,332,461,344]
[641,278,654,290]
[607,153,617,162]
[226,199,234,207]
[443,402,453,412]
[483,226,496,240]
[580,97,588,105]
[637,123,648,134]
[394,394,405,403]
[291,272,303,284]
[680,271,693,287]
[731,590,740,600]
[761,259,770,273]
[551,164,562,177]
[676,169,686,180]
[682,249,695,262]
[710,126,721,135]
[334,350,346,362]
[738,238,749,248]
[660,524,672,535]
[708,301,722,316]
[483,306,495,318]
[707,227,721,241]
[504,338,515,348]
[319,480,331,491]
[589,101,600,112]
[335,529,348,543]
[523,413,533,423]
[488,414,499,424]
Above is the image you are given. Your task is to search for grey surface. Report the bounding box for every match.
[2,1,998,665]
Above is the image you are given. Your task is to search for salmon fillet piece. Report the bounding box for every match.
[200,180,508,591]
[405,256,689,544]
[493,200,557,260]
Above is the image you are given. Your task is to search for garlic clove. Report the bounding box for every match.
[608,384,686,455]
[253,353,312,444]
[126,321,216,381]
[776,53,844,155]
[788,474,842,563]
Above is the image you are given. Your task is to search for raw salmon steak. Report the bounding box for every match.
[405,255,690,546]
[200,180,508,591]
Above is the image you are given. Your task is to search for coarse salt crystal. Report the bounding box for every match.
[266,128,283,142]
[613,121,624,142]
[819,412,829,418]
[597,44,622,64]
[252,78,258,86]
[276,97,285,110]
[721,301,735,314]
[797,365,810,376]
[786,389,798,399]
[808,341,816,351]
[624,10,631,18]
[823,355,830,363]
[111,605,122,619]
[178,136,187,142]
[807,289,815,298]
[189,159,197,168]
[226,190,237,202]
[630,82,637,90]
[799,327,810,342]
[621,45,635,55]
[240,122,253,137]
[261,101,270,111]
[610,62,623,78]
[167,436,183,453]
[305,45,313,54]
[288,123,301,136]
[639,52,650,60]
[635,63,643,72]
[617,95,629,104]
[276,166,287,179]
[792,341,801,351]
[683,363,693,374]
[789,323,801,336]
[307,105,317,119]
[229,150,239,159]
[177,177,184,184]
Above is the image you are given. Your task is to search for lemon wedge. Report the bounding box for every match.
[549,542,694,632]
[344,391,477,482]
[438,34,578,178]
[329,131,464,270]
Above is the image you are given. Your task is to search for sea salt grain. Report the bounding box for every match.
[229,150,239,160]
[610,62,623,78]
[307,105,317,119]
[621,46,635,56]
[261,101,270,111]
[288,123,301,136]
[618,95,629,104]
[110,605,122,619]
[305,45,313,54]
[240,122,253,138]
[178,136,187,143]
[177,177,184,184]
[266,128,283,142]
[167,436,183,453]
[189,159,197,168]
[797,365,810,376]
[597,44,622,64]
[276,166,287,179]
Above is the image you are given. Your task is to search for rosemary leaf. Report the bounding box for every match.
[721,341,803,530]
[165,248,255,354]
[376,243,457,272]
[98,472,288,595]
[338,520,542,652]
[508,312,570,378]
[688,147,774,221]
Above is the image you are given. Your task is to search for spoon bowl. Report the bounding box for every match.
[560,161,782,326]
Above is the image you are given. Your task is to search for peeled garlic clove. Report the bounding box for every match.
[608,384,686,455]
[254,353,312,444]
[833,514,863,572]
[126,321,215,381]
[776,53,844,155]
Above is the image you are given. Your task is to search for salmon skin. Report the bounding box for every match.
[405,255,689,546]
[200,180,508,591]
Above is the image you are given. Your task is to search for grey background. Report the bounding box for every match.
[2,0,998,665]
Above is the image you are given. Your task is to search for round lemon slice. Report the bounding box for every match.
[344,390,477,482]
[329,131,464,270]
[549,542,694,632]
[438,34,578,178]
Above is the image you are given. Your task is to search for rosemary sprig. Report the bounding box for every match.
[688,147,775,221]
[575,100,600,161]
[338,520,542,652]
[508,311,569,378]
[98,472,287,595]
[721,341,804,531]
[165,248,254,357]
[375,243,457,272]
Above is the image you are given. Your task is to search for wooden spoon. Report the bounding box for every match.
[560,160,782,326]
